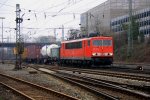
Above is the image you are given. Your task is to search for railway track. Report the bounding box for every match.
[0,73,77,100]
[49,66,150,82]
[97,65,150,75]
[27,64,150,100]
[60,72,150,99]
[27,64,150,82]
[38,68,150,100]
[38,68,120,100]
[4,61,150,75]
[6,62,150,82]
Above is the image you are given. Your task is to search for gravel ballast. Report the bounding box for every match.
[0,64,99,100]
[0,84,26,100]
[57,69,150,87]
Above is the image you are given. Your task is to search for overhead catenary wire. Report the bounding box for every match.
[13,0,83,31]
[0,0,9,9]
[0,0,149,42]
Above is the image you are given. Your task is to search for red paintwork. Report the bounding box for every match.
[91,37,113,58]
[60,36,114,60]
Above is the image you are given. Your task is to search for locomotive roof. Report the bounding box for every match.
[61,36,112,43]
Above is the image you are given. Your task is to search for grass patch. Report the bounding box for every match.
[114,43,150,63]
[0,97,3,100]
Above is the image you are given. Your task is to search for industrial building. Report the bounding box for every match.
[111,7,150,35]
[80,0,150,36]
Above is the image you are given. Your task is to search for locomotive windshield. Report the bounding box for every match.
[93,40,112,46]
[93,40,102,46]
[103,40,112,46]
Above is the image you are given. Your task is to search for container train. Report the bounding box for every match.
[22,36,114,66]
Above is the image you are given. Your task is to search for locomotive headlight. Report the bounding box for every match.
[103,53,113,56]
[92,53,102,56]
[109,53,113,56]
[92,53,96,56]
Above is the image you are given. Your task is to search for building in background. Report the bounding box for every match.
[111,7,150,35]
[67,29,80,39]
[80,0,150,36]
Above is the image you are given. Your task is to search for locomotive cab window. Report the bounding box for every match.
[65,41,82,49]
[103,40,112,46]
[93,40,102,46]
[93,40,112,46]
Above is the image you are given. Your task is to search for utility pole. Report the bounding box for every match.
[15,4,24,70]
[127,0,133,57]
[86,12,88,36]
[0,17,5,64]
[62,25,64,41]
[54,28,56,39]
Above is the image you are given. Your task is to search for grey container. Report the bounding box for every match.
[51,47,60,58]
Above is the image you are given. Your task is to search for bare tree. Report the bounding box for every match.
[35,36,56,43]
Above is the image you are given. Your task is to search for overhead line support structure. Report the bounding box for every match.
[128,0,133,57]
[0,17,5,64]
[15,4,24,70]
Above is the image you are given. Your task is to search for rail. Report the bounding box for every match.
[0,73,78,100]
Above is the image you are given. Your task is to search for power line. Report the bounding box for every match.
[0,0,9,9]
[40,0,69,12]
[0,2,14,8]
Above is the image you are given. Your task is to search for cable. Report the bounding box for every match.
[0,0,9,8]
[0,2,14,8]
[40,0,69,12]
[22,0,85,30]
[1,0,149,32]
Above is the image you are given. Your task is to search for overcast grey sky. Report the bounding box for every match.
[0,0,107,42]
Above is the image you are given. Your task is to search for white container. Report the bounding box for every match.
[40,44,59,57]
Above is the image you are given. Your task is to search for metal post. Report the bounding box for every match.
[127,0,133,57]
[62,25,64,41]
[9,30,11,43]
[0,17,5,64]
[54,28,56,39]
[86,12,88,36]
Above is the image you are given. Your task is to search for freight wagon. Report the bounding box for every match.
[0,47,15,60]
[23,45,42,63]
[40,44,60,64]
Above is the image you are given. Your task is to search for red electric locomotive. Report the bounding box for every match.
[60,36,113,66]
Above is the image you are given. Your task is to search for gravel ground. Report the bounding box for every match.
[1,63,150,100]
[0,64,99,100]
